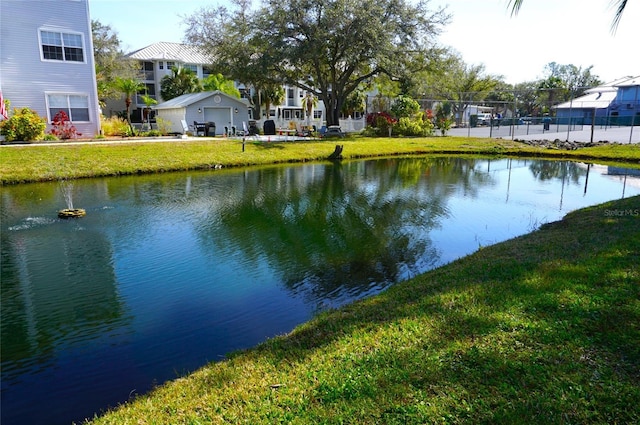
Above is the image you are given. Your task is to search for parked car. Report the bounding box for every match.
[477,113,492,126]
[323,125,345,137]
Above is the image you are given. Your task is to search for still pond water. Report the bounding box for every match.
[1,157,639,425]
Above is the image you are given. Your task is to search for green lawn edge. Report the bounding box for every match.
[86,196,640,424]
[2,135,639,185]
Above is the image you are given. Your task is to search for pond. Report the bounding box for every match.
[1,157,638,425]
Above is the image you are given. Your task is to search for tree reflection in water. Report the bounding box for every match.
[197,157,493,307]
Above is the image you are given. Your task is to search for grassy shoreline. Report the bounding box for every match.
[2,135,639,185]
[85,195,639,424]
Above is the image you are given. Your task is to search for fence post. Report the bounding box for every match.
[629,85,638,144]
[566,87,574,141]
[590,108,596,143]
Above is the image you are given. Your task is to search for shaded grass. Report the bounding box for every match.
[86,196,640,424]
[2,135,639,185]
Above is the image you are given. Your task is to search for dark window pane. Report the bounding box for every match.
[43,45,63,60]
[70,108,89,122]
[50,108,70,121]
[64,47,84,62]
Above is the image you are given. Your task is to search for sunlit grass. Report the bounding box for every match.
[86,196,640,424]
[2,135,639,185]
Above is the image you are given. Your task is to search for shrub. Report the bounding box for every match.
[141,129,162,137]
[390,95,421,119]
[49,110,82,139]
[101,115,129,137]
[0,107,46,141]
[393,115,434,137]
[155,117,171,135]
[365,112,397,136]
[435,102,453,136]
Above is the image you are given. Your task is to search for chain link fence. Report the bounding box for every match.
[366,86,639,143]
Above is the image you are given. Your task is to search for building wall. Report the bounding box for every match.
[0,0,101,137]
[611,86,640,124]
[156,108,186,134]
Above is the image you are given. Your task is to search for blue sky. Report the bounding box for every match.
[88,0,639,85]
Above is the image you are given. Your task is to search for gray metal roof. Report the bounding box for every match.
[557,75,640,109]
[127,42,211,64]
[155,91,249,109]
[555,91,617,109]
[614,75,640,88]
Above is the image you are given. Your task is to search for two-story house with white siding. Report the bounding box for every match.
[115,42,215,121]
[0,0,101,137]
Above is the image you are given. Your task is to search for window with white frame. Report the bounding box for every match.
[313,110,322,120]
[47,94,90,122]
[40,30,84,62]
[183,63,198,73]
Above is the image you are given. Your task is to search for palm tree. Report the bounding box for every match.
[160,67,202,101]
[508,0,628,32]
[202,73,241,98]
[301,91,318,128]
[140,94,157,129]
[260,84,285,121]
[114,77,144,134]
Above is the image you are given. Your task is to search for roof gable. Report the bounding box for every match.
[155,91,249,109]
[555,91,617,109]
[614,75,640,88]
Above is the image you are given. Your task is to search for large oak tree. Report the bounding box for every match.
[185,0,449,126]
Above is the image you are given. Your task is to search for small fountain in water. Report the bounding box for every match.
[58,181,86,218]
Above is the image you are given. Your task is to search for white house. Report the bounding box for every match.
[114,42,215,119]
[155,91,251,135]
[0,0,101,137]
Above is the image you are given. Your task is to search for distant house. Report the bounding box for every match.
[555,76,640,126]
[105,42,215,121]
[608,76,640,126]
[120,42,367,130]
[0,0,101,137]
[155,91,250,135]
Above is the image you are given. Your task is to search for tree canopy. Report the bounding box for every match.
[91,20,137,106]
[202,73,241,98]
[160,67,202,101]
[185,0,449,125]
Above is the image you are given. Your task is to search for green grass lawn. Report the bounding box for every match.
[84,195,639,424]
[2,135,639,185]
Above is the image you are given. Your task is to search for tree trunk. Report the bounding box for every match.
[125,97,134,135]
[324,98,342,127]
[328,144,343,160]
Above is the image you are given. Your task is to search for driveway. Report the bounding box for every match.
[448,125,640,144]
